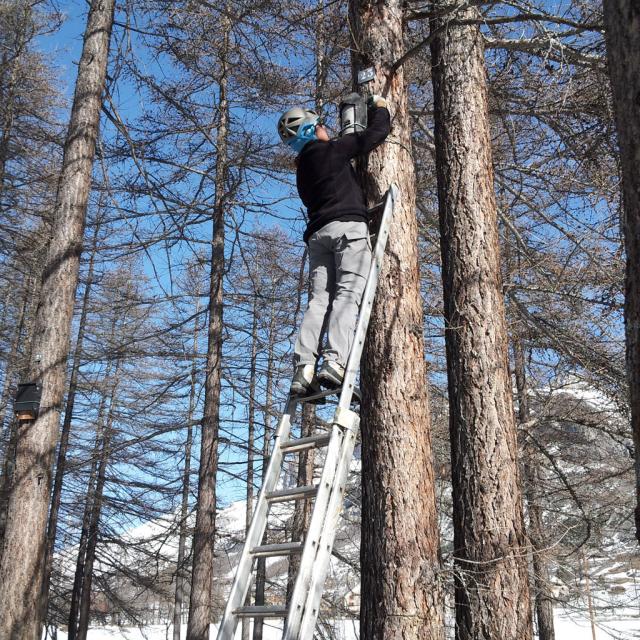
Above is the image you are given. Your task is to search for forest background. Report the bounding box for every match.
[0,0,638,639]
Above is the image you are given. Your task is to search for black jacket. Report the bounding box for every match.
[296,106,391,243]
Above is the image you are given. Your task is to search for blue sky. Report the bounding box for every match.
[34,1,309,515]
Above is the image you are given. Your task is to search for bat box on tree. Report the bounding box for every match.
[339,92,368,136]
[14,382,42,421]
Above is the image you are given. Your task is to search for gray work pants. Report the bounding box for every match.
[294,219,372,368]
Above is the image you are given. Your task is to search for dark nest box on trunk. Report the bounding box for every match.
[14,382,42,421]
[338,67,375,136]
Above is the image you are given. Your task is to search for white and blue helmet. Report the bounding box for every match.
[278,107,320,154]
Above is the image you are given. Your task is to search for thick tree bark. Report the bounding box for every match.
[0,2,115,638]
[39,221,100,627]
[349,2,444,638]
[602,0,640,544]
[513,340,555,640]
[429,4,532,639]
[174,303,199,640]
[186,22,229,640]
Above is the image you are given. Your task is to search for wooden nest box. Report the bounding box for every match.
[14,382,42,421]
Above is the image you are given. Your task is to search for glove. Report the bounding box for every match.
[368,94,387,109]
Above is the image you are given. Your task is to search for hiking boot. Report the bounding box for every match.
[317,360,345,389]
[290,364,320,396]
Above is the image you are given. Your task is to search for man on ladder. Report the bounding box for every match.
[277,95,390,395]
[216,92,396,640]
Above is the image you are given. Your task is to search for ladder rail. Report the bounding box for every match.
[283,184,398,639]
[216,401,297,639]
[281,420,346,640]
[298,416,360,639]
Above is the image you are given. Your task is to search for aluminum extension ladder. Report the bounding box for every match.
[217,184,398,640]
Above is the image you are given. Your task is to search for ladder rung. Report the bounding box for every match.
[280,434,331,453]
[266,484,317,503]
[296,388,340,403]
[233,606,288,618]
[251,541,303,557]
[367,200,385,214]
[296,385,361,404]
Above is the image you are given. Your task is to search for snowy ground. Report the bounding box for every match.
[47,610,640,639]
[554,611,640,639]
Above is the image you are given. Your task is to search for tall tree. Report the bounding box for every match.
[429,2,532,638]
[349,1,444,637]
[602,0,640,544]
[186,12,230,640]
[0,1,116,637]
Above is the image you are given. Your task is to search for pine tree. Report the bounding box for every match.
[0,1,115,637]
[602,0,640,545]
[349,1,444,637]
[187,13,231,640]
[429,2,532,638]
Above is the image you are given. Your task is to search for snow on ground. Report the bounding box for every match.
[48,610,640,639]
[555,610,640,639]
[49,621,355,640]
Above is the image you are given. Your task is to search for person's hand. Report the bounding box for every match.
[368,94,387,109]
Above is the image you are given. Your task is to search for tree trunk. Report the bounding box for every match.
[582,553,597,640]
[174,302,200,640]
[602,0,640,544]
[429,3,532,638]
[0,1,115,637]
[39,220,100,626]
[242,299,258,640]
[525,463,555,640]
[186,20,229,640]
[349,1,444,638]
[253,308,276,640]
[67,360,115,640]
[76,370,120,640]
[513,339,555,640]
